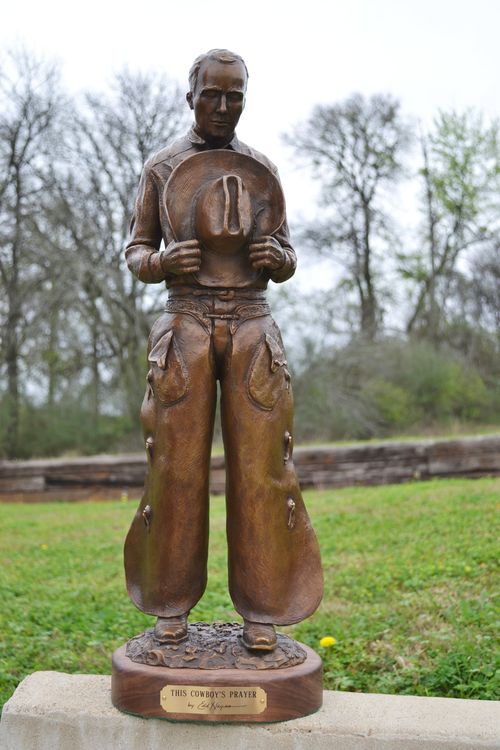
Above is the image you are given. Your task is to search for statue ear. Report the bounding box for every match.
[186,92,194,110]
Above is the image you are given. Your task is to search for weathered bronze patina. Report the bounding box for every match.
[126,622,307,670]
[113,49,323,722]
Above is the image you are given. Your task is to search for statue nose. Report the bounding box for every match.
[217,94,227,113]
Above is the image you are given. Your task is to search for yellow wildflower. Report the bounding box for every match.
[319,636,336,648]
[40,544,48,550]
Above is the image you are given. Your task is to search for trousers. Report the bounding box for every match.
[124,289,323,625]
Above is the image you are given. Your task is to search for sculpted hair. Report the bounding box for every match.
[188,49,249,92]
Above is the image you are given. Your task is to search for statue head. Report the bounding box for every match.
[186,49,248,146]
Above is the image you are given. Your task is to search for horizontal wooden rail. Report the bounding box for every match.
[0,435,499,502]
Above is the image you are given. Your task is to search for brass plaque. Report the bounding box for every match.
[160,684,267,715]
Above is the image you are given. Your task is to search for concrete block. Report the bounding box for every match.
[1,671,499,750]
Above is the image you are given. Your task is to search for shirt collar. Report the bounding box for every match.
[188,125,241,151]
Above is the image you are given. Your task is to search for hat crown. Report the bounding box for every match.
[195,174,253,256]
[165,150,286,285]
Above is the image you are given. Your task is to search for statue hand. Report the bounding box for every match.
[160,240,201,275]
[248,236,285,271]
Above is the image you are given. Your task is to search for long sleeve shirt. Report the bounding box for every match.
[125,127,296,290]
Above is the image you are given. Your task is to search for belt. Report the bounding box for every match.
[168,286,267,302]
[164,296,271,333]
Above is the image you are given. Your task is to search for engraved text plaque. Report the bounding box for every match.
[160,684,267,715]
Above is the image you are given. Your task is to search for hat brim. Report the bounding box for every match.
[164,150,285,243]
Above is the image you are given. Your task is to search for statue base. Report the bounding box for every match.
[111,623,322,723]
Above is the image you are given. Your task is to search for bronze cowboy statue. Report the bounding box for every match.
[123,49,323,654]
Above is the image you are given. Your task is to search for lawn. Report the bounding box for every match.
[0,478,498,711]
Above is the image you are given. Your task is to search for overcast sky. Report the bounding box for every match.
[3,0,499,291]
[3,0,499,180]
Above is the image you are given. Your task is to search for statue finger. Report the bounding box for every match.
[248,249,268,259]
[178,248,201,260]
[179,239,200,248]
[248,242,269,253]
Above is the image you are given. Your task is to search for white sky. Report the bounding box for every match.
[3,0,499,293]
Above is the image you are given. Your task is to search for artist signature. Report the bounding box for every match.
[191,700,247,712]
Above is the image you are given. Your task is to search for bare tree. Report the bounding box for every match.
[285,94,411,340]
[472,243,500,336]
[0,49,64,457]
[48,69,189,421]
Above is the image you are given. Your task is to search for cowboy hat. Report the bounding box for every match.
[164,150,285,253]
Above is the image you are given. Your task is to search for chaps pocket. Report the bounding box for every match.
[248,333,290,410]
[147,330,188,406]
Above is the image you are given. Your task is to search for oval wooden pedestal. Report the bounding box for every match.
[111,644,322,723]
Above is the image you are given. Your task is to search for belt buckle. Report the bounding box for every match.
[205,312,240,320]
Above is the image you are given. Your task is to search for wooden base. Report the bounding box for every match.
[111,644,322,723]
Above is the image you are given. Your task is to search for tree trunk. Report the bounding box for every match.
[5,297,21,459]
[5,169,23,458]
[47,305,59,407]
[361,201,377,340]
[90,305,100,427]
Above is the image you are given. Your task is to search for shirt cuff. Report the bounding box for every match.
[270,247,296,283]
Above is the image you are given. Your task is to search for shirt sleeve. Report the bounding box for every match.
[269,215,297,283]
[124,161,165,283]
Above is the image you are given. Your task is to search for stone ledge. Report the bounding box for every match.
[2,434,500,501]
[0,671,499,750]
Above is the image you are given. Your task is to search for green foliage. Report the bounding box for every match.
[1,334,495,457]
[401,110,500,341]
[395,341,489,421]
[292,337,497,442]
[0,398,135,459]
[429,110,499,219]
[360,379,415,428]
[0,478,498,710]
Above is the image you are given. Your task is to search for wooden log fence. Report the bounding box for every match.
[0,435,499,502]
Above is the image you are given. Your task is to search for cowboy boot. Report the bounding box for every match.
[242,619,277,651]
[154,614,188,644]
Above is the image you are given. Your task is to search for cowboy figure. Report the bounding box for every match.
[124,49,323,652]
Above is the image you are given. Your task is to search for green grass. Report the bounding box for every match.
[1,478,499,711]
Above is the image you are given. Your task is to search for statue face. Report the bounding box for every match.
[189,59,247,145]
